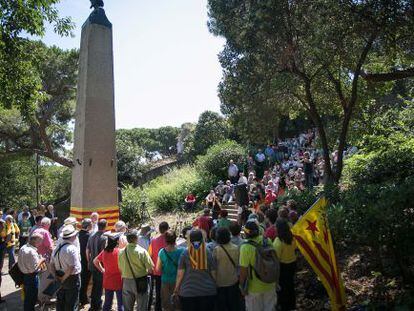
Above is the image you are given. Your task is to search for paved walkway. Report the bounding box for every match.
[1,259,23,311]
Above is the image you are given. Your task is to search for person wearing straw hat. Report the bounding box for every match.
[57,217,78,239]
[50,225,81,311]
[57,217,80,250]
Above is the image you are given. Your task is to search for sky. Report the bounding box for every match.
[41,0,225,129]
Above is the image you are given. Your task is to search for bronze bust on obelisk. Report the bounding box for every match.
[87,0,111,28]
[90,0,104,9]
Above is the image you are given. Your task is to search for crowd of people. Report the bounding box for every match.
[0,129,349,310]
[0,197,301,311]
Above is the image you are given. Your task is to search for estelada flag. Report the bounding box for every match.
[291,196,346,311]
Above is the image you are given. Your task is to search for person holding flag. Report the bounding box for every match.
[291,196,346,311]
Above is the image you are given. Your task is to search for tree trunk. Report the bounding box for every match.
[303,80,334,183]
[334,109,352,183]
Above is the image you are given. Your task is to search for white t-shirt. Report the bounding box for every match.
[18,244,41,274]
[238,176,248,185]
[51,241,82,275]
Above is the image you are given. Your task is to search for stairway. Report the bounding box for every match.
[222,203,238,222]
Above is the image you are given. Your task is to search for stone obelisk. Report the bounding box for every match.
[70,1,119,230]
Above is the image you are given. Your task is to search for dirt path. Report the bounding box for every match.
[1,258,23,311]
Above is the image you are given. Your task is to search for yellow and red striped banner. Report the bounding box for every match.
[291,197,346,311]
[70,206,119,231]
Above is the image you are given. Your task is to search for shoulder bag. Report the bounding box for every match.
[124,247,148,293]
[219,244,237,268]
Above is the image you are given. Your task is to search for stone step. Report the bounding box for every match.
[222,205,238,210]
[224,209,238,215]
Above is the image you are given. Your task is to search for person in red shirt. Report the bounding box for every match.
[148,222,169,311]
[184,193,196,211]
[264,189,277,206]
[93,234,123,311]
[192,208,214,237]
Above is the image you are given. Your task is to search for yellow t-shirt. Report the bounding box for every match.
[273,237,297,264]
[4,222,18,247]
[240,236,276,293]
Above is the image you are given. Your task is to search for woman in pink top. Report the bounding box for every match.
[94,234,123,311]
[148,222,169,311]
[32,217,53,261]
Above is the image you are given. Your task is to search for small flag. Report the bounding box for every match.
[291,197,346,311]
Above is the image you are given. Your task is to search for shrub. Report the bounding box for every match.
[197,139,246,182]
[277,189,318,214]
[343,135,414,186]
[331,132,414,283]
[145,166,211,213]
[119,185,147,226]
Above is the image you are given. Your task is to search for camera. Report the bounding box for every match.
[56,270,65,278]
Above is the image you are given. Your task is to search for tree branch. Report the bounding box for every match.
[0,148,73,168]
[350,33,377,106]
[326,68,347,110]
[335,33,376,182]
[361,67,414,82]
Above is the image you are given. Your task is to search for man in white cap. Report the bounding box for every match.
[51,225,81,311]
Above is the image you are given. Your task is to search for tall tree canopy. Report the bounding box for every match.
[0,41,78,167]
[193,110,229,155]
[208,0,414,182]
[0,0,73,114]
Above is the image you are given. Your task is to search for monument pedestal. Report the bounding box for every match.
[70,9,119,230]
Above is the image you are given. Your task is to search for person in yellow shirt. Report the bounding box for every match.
[3,215,20,270]
[273,219,297,311]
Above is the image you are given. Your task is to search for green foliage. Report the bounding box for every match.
[0,41,78,167]
[197,139,246,182]
[277,189,318,215]
[329,100,414,282]
[0,0,74,114]
[122,140,246,215]
[343,100,414,186]
[116,127,179,156]
[0,156,70,209]
[208,0,414,181]
[0,156,36,209]
[328,177,414,279]
[116,126,180,185]
[145,166,210,213]
[119,185,147,227]
[40,164,71,203]
[116,136,149,185]
[192,111,229,156]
